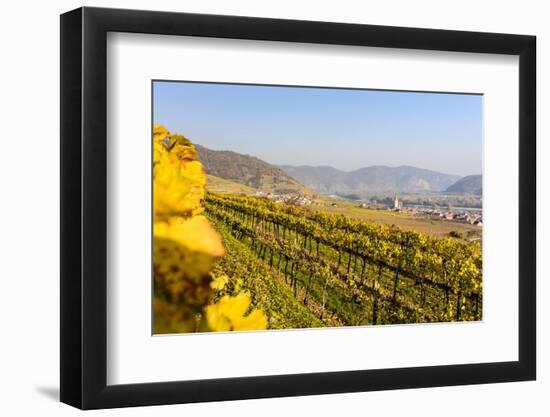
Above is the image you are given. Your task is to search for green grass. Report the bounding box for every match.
[208,211,450,327]
[208,215,324,330]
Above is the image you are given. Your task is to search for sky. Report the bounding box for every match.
[153,81,482,177]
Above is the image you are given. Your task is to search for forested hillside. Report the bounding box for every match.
[195,144,312,195]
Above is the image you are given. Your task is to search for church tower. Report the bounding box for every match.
[394,195,402,210]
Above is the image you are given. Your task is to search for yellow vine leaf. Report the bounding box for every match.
[153,124,170,144]
[154,153,197,218]
[210,274,229,291]
[153,127,206,219]
[154,216,224,280]
[206,293,268,332]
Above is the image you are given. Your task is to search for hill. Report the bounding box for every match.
[280,165,460,197]
[195,144,313,195]
[205,174,257,195]
[445,174,482,195]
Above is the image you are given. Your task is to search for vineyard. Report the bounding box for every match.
[152,124,482,333]
[204,193,483,328]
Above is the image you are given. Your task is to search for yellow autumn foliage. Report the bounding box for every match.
[152,124,268,334]
[154,216,224,283]
[206,293,268,332]
[153,127,205,219]
[210,274,229,291]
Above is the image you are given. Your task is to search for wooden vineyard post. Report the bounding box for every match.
[372,280,380,325]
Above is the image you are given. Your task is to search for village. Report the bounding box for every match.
[374,195,483,226]
[253,191,483,227]
[252,190,314,206]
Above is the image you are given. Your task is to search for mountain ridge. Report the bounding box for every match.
[280,164,461,196]
[445,174,482,195]
[195,144,477,197]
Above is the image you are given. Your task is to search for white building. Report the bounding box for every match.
[393,195,402,210]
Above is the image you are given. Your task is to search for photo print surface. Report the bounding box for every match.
[152,81,483,335]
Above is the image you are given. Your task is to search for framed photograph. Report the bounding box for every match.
[60,6,536,409]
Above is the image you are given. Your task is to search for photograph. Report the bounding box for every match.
[51,3,540,412]
[152,81,483,334]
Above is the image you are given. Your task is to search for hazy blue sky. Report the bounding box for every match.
[153,81,482,176]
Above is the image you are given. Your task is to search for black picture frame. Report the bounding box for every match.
[60,6,536,410]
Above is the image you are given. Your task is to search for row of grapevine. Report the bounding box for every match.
[205,193,482,325]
